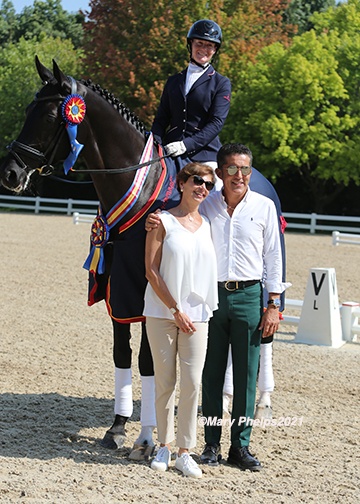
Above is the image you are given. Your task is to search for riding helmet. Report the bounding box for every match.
[187,19,222,49]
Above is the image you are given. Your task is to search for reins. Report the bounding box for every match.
[69,154,172,175]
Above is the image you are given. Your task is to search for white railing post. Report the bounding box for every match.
[310,213,317,234]
[67,199,74,216]
[332,231,339,246]
[35,196,41,214]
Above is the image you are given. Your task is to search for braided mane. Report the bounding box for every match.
[80,78,147,137]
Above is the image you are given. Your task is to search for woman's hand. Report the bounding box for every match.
[174,311,197,334]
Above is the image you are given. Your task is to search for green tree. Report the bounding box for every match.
[83,0,294,125]
[223,1,360,213]
[0,0,16,45]
[0,0,84,49]
[311,0,360,178]
[0,35,84,152]
[283,0,336,34]
[16,0,84,48]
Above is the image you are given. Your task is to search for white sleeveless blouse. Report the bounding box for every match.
[143,211,218,322]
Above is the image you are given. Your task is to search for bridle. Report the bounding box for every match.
[6,76,170,177]
[7,119,66,176]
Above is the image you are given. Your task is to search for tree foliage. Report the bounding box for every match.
[0,0,84,48]
[283,0,336,34]
[82,0,295,125]
[0,36,84,152]
[223,0,360,212]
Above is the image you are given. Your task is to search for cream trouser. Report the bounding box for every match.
[146,317,208,449]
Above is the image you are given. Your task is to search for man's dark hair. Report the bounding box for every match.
[217,143,253,168]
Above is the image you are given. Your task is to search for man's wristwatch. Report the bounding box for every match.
[267,298,281,309]
[169,305,179,315]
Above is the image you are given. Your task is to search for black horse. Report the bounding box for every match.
[0,57,180,458]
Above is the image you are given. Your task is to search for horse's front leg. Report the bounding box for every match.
[101,321,157,460]
[128,321,156,460]
[100,321,133,449]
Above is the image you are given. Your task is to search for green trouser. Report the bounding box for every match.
[202,282,262,448]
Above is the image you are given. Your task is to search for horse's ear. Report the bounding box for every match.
[52,59,72,93]
[35,55,55,85]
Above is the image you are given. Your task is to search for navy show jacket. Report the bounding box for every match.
[151,65,231,163]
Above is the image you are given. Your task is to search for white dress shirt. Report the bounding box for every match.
[200,187,289,294]
[185,62,208,95]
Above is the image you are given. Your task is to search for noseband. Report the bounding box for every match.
[7,123,66,176]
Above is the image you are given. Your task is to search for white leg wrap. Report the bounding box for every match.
[114,367,133,417]
[223,346,234,396]
[258,342,275,396]
[134,426,155,447]
[139,375,157,427]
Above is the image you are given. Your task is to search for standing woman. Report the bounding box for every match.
[151,19,231,170]
[143,163,218,478]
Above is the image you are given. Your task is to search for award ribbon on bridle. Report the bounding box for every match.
[83,133,154,275]
[61,94,86,174]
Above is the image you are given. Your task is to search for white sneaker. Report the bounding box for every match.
[175,453,202,478]
[151,446,171,472]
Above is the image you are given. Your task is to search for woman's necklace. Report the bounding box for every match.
[177,208,197,222]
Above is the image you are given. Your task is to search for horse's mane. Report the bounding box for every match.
[80,78,147,137]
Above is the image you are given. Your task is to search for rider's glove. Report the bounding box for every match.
[164,141,186,158]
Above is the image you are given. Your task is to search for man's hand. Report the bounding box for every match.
[145,209,161,232]
[164,141,186,157]
[259,307,280,338]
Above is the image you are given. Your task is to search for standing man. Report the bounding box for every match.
[199,143,289,471]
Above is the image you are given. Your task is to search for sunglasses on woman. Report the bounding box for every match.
[192,174,215,191]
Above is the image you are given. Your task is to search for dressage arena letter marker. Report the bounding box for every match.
[295,268,344,348]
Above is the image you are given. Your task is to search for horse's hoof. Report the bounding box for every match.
[254,404,273,422]
[128,440,155,461]
[100,428,126,449]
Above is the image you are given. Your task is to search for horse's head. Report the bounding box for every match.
[0,56,85,193]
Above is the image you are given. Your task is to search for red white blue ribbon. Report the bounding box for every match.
[83,133,154,274]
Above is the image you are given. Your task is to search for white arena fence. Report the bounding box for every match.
[281,299,360,343]
[1,195,358,344]
[1,195,360,235]
[282,212,360,234]
[332,231,360,246]
[0,194,98,216]
[281,299,303,326]
[73,212,96,225]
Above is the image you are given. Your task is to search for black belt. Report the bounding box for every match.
[218,280,260,291]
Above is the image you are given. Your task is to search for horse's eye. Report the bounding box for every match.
[47,114,57,123]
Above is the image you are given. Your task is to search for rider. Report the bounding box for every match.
[151,18,231,173]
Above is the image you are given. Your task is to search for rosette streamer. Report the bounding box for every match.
[83,133,154,275]
[61,94,86,174]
